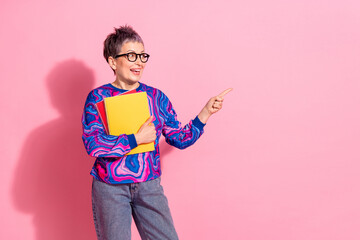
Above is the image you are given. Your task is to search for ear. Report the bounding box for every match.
[108,56,117,71]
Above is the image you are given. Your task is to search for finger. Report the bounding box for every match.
[140,116,154,130]
[218,88,233,98]
[213,101,222,107]
[215,96,224,102]
[145,116,154,125]
[212,106,221,113]
[216,103,223,108]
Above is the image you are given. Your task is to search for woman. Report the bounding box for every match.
[82,25,231,240]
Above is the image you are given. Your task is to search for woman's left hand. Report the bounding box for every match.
[198,88,232,123]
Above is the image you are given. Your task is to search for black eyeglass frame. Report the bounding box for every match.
[114,52,150,63]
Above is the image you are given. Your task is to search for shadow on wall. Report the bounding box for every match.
[12,59,97,240]
[11,59,175,240]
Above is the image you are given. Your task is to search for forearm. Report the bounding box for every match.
[83,133,136,157]
[163,116,205,149]
[82,106,137,157]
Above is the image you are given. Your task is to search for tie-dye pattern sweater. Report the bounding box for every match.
[82,82,205,184]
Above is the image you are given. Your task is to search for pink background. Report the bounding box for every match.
[1,0,360,239]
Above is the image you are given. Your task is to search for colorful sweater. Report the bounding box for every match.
[82,82,205,184]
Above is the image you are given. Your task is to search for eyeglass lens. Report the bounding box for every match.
[127,53,149,63]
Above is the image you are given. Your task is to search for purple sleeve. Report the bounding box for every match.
[81,92,137,157]
[161,96,205,149]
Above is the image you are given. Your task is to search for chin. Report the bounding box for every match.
[130,76,142,83]
[127,78,141,85]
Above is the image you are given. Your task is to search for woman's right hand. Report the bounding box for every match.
[134,116,156,145]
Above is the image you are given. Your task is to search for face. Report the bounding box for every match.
[109,41,146,85]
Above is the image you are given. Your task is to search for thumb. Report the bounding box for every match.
[139,116,154,131]
[144,116,154,126]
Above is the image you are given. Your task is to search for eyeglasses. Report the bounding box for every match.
[114,52,150,63]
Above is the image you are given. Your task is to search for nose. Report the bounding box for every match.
[134,56,144,66]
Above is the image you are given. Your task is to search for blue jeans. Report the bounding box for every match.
[92,177,179,240]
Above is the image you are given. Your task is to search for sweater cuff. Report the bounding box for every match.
[127,134,138,149]
[193,116,206,131]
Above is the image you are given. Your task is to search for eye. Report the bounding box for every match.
[128,53,136,58]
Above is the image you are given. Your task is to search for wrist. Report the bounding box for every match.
[198,109,211,123]
[134,133,142,145]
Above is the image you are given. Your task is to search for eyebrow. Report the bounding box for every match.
[126,49,145,53]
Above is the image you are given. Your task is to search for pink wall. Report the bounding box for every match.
[1,0,360,239]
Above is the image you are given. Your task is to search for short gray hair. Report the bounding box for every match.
[103,25,144,63]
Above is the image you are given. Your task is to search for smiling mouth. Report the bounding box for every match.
[130,69,141,74]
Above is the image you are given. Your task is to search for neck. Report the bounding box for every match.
[112,80,140,90]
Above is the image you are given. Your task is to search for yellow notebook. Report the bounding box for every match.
[104,91,155,155]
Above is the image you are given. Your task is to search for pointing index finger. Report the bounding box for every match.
[218,88,233,97]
